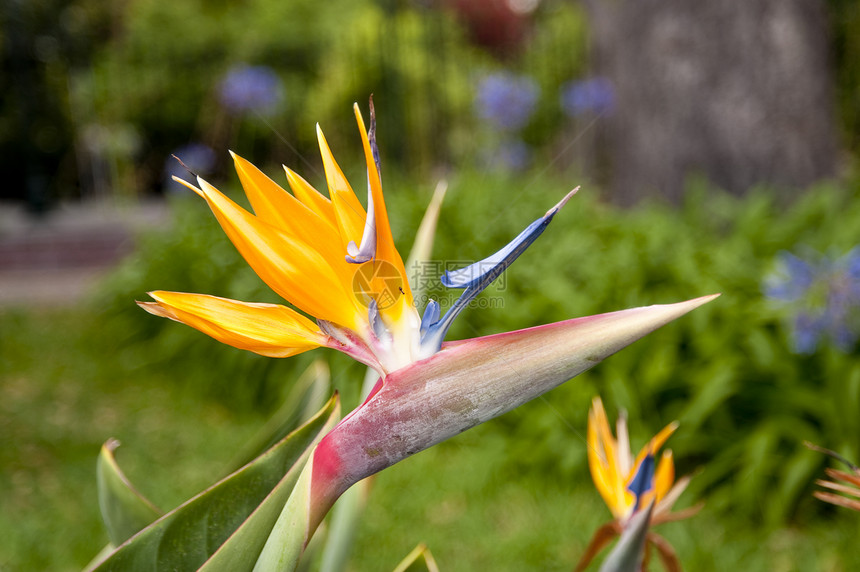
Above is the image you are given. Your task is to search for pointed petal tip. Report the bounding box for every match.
[687,293,721,307]
[546,186,580,216]
[143,290,170,303]
[136,300,169,318]
[627,293,719,331]
[655,420,681,442]
[171,175,204,197]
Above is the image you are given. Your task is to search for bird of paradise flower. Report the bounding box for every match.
[142,100,578,376]
[131,99,718,569]
[576,397,702,572]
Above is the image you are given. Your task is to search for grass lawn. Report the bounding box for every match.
[2,307,859,571]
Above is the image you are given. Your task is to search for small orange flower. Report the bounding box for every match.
[587,397,690,526]
[576,397,701,572]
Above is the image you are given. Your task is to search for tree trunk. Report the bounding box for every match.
[586,0,840,204]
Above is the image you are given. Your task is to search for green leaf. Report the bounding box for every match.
[97,439,164,547]
[598,503,653,572]
[766,446,822,524]
[391,543,439,572]
[87,395,340,572]
[317,366,378,572]
[199,397,340,572]
[226,360,331,472]
[678,364,736,432]
[317,478,371,572]
[251,457,317,572]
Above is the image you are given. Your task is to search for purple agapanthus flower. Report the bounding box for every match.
[764,248,860,354]
[480,138,532,172]
[475,72,540,131]
[560,77,615,117]
[164,143,216,192]
[218,65,283,115]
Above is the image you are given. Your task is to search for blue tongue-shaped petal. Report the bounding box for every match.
[419,299,441,337]
[419,187,578,354]
[626,453,655,513]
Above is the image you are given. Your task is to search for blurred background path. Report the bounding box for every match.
[0,202,168,307]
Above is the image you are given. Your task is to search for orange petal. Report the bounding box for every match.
[353,103,413,307]
[588,397,629,518]
[632,420,679,472]
[139,291,326,358]
[192,177,363,328]
[232,152,338,243]
[653,450,676,501]
[284,165,337,226]
[587,403,614,504]
[231,153,355,286]
[316,125,366,251]
[595,399,630,512]
[651,421,680,453]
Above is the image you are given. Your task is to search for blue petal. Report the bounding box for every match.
[441,217,547,289]
[764,251,816,301]
[420,188,578,354]
[367,299,387,339]
[420,299,441,337]
[793,311,823,354]
[627,453,655,512]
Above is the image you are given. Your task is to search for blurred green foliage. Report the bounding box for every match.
[6,0,860,205]
[83,0,376,192]
[87,0,589,185]
[3,0,590,201]
[94,165,860,526]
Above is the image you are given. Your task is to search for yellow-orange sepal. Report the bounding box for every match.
[172,176,366,331]
[138,291,327,358]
